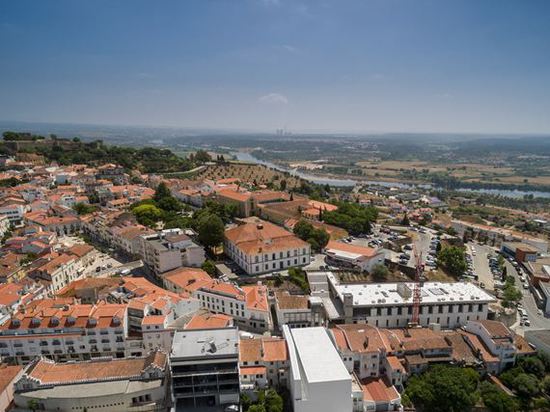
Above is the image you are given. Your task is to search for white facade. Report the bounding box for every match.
[0,205,25,225]
[283,326,352,412]
[0,214,10,238]
[328,273,495,328]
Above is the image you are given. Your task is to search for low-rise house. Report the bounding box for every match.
[13,351,168,412]
[274,290,325,329]
[239,336,289,391]
[324,241,385,272]
[463,319,535,374]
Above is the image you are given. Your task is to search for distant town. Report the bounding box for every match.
[0,131,550,412]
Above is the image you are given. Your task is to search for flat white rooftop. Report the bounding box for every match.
[290,327,350,384]
[171,327,239,359]
[327,272,495,307]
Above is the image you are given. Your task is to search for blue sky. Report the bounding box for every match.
[1,0,550,133]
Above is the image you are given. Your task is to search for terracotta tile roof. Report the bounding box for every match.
[326,240,378,258]
[239,366,266,376]
[459,330,499,363]
[25,351,166,385]
[386,355,404,372]
[0,364,23,393]
[142,314,168,326]
[67,244,94,258]
[217,189,251,202]
[332,324,392,353]
[239,337,288,363]
[185,312,232,330]
[361,377,400,403]
[163,267,212,293]
[478,320,512,339]
[275,291,309,310]
[243,284,269,312]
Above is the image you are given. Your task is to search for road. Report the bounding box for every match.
[95,260,144,278]
[505,259,550,333]
[470,243,494,291]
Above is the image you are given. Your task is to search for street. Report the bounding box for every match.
[469,243,494,291]
[506,259,550,333]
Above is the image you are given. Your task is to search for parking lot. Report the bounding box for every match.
[469,243,495,290]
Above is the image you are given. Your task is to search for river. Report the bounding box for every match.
[232,151,550,199]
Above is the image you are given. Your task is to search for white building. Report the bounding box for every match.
[327,272,495,328]
[140,228,205,276]
[194,281,272,332]
[0,214,10,238]
[325,240,385,272]
[0,301,136,365]
[464,320,518,373]
[14,352,168,412]
[283,326,352,412]
[0,204,25,225]
[224,219,311,275]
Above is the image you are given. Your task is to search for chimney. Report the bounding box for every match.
[257,223,264,230]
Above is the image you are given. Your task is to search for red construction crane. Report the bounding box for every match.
[411,244,424,325]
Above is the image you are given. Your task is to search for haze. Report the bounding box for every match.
[1,0,550,134]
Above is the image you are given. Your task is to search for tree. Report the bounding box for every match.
[248,405,266,412]
[401,213,410,226]
[513,373,540,398]
[280,179,287,191]
[542,375,550,395]
[197,214,224,251]
[27,399,39,411]
[73,202,97,215]
[437,246,467,277]
[132,204,163,227]
[157,196,182,212]
[73,136,81,142]
[154,182,171,202]
[293,219,329,252]
[502,277,522,308]
[404,365,479,412]
[517,356,545,378]
[480,381,519,412]
[264,389,284,412]
[201,260,217,276]
[194,149,212,163]
[371,264,390,281]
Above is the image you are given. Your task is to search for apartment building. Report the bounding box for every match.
[327,272,495,328]
[14,351,168,412]
[239,336,289,390]
[28,253,80,293]
[140,228,205,276]
[283,326,352,412]
[273,291,325,330]
[0,300,132,365]
[0,204,25,225]
[195,281,272,332]
[224,219,311,275]
[170,327,240,409]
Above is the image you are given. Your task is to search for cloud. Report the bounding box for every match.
[280,44,299,54]
[369,73,386,81]
[258,93,289,105]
